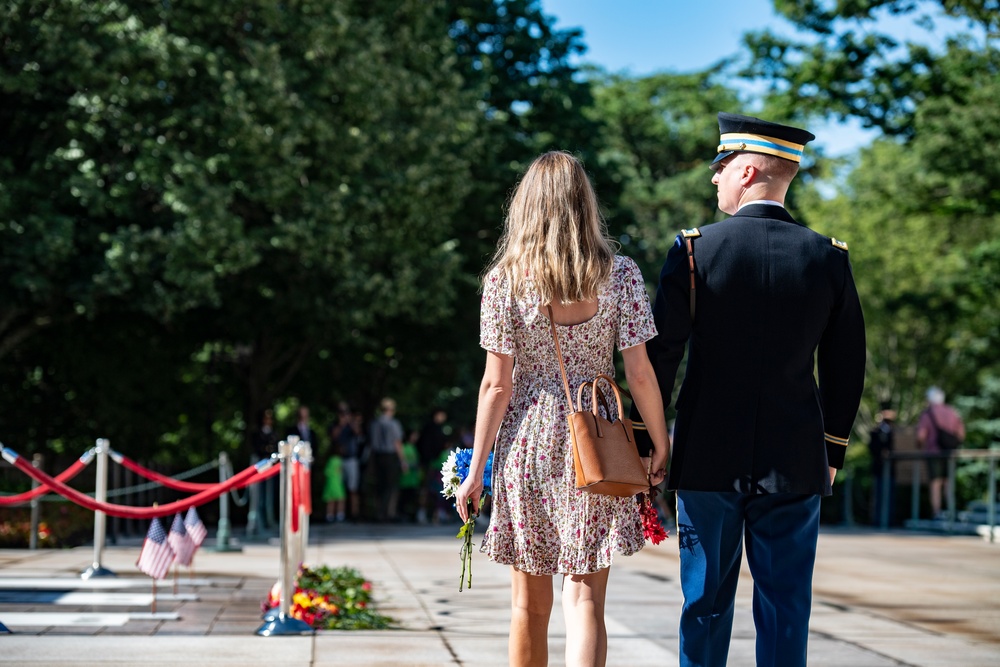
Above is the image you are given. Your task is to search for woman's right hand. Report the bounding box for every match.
[455,475,483,523]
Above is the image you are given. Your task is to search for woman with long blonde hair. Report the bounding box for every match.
[456,151,670,666]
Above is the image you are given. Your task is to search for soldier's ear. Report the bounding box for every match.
[738,161,758,186]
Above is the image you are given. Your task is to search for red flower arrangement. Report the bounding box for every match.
[261,565,392,630]
[640,489,669,545]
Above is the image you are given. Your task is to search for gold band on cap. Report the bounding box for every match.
[717,132,805,162]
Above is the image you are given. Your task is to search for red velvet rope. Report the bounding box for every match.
[8,454,279,519]
[0,457,90,506]
[114,453,216,492]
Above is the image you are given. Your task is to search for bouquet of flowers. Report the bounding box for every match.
[261,565,393,630]
[440,447,494,591]
[640,488,669,545]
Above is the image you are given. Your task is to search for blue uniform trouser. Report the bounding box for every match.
[676,491,821,667]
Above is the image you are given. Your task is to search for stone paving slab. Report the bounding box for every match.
[0,635,315,665]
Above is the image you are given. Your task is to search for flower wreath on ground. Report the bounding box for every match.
[262,565,394,630]
[440,447,493,591]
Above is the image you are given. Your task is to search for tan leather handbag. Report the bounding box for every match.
[548,307,650,497]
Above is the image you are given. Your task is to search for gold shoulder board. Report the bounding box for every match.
[831,238,848,251]
[682,228,701,238]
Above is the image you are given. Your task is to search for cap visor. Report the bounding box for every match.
[710,150,735,170]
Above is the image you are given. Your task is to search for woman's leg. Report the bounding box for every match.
[509,568,553,667]
[562,567,611,667]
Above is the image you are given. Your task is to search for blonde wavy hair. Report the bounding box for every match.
[488,151,616,305]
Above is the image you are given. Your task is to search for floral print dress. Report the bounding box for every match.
[479,255,656,575]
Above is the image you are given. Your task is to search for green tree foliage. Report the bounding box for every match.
[768,2,1000,445]
[802,141,957,425]
[445,0,603,259]
[393,0,612,422]
[0,0,612,464]
[743,0,998,136]
[587,71,740,272]
[1,0,477,458]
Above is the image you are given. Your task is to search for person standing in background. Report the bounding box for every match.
[251,408,279,529]
[323,438,346,523]
[398,430,423,521]
[369,397,408,523]
[868,405,896,526]
[329,402,363,521]
[917,386,966,519]
[415,408,449,524]
[288,404,319,448]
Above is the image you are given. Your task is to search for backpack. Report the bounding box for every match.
[927,408,962,451]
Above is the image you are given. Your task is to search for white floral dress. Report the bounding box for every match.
[479,255,657,575]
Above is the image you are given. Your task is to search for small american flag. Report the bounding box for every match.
[184,507,208,547]
[167,513,196,567]
[136,518,175,580]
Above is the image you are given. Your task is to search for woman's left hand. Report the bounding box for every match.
[647,438,669,486]
[648,467,667,486]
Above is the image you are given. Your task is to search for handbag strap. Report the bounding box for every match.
[547,306,576,409]
[547,307,627,427]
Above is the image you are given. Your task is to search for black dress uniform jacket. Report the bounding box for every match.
[640,203,866,496]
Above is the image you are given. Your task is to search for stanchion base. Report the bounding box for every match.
[261,605,279,623]
[212,543,244,553]
[255,614,314,636]
[80,565,117,580]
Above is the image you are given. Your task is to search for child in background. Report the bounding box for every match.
[323,440,346,523]
[398,431,423,521]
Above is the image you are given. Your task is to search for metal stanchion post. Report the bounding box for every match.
[81,439,116,579]
[911,460,921,522]
[111,459,121,545]
[29,454,43,550]
[296,441,312,568]
[246,456,262,538]
[946,454,957,532]
[214,452,242,552]
[288,447,301,573]
[126,465,135,538]
[265,452,277,529]
[988,452,996,544]
[257,438,312,636]
[842,464,854,526]
[880,461,891,530]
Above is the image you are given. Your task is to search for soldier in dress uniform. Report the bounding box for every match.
[633,112,866,667]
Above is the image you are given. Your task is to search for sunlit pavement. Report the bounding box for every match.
[1,522,998,666]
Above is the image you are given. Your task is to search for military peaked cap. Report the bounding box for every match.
[711,112,816,168]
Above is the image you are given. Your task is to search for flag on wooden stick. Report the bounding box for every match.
[136,518,174,580]
[167,512,196,567]
[184,506,208,547]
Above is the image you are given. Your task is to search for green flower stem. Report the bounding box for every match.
[456,497,486,591]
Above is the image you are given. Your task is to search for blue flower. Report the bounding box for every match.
[453,448,492,495]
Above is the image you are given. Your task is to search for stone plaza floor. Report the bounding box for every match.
[0,522,998,666]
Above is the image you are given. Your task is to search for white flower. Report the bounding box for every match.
[440,450,460,498]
